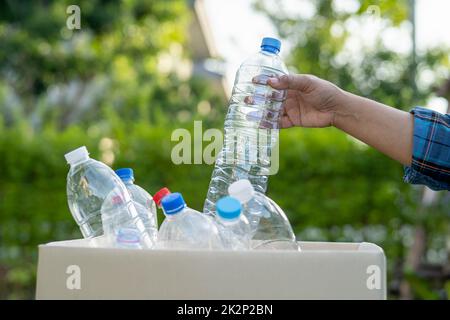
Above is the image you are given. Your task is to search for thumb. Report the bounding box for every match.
[268,74,314,91]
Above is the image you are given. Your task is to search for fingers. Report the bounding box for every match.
[279,114,294,128]
[267,74,314,91]
[252,74,273,85]
[243,89,284,104]
[278,96,300,128]
[244,96,253,104]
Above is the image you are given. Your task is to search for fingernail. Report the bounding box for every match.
[269,77,279,85]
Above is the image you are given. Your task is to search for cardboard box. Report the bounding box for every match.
[35,239,386,299]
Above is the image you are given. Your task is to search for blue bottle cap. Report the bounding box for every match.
[216,196,242,220]
[115,168,134,182]
[261,37,281,54]
[161,192,186,215]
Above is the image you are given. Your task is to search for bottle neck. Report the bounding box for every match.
[219,217,240,225]
[122,179,134,186]
[164,212,180,220]
[260,49,278,57]
[236,195,253,205]
[69,157,90,167]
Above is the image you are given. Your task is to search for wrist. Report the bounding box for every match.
[330,89,353,128]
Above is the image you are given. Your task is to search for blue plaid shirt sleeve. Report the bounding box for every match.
[403,107,450,191]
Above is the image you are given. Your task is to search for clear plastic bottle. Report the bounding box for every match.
[156,193,223,250]
[115,168,158,244]
[204,37,288,215]
[216,196,251,250]
[65,146,124,238]
[228,179,298,250]
[101,187,154,249]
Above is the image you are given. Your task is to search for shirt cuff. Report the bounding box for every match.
[403,166,449,191]
[403,107,450,191]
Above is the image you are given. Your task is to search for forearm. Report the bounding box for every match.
[333,91,414,166]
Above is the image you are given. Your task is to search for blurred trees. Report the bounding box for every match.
[0,0,224,131]
[0,0,448,299]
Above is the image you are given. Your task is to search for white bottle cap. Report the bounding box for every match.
[228,179,254,204]
[64,146,89,165]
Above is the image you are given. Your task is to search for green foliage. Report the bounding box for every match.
[0,0,224,130]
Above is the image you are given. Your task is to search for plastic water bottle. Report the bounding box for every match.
[153,187,171,209]
[228,179,298,250]
[157,193,223,250]
[204,37,288,215]
[115,228,142,249]
[65,146,123,238]
[216,196,251,250]
[100,187,154,249]
[115,168,158,244]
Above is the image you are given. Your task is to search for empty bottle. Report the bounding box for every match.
[216,196,251,250]
[65,146,122,238]
[228,179,298,250]
[204,37,288,215]
[115,168,158,244]
[101,187,154,249]
[157,193,223,250]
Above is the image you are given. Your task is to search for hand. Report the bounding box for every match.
[268,74,345,128]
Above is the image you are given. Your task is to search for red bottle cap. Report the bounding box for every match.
[153,187,171,208]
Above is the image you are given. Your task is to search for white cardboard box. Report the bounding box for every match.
[35,239,386,300]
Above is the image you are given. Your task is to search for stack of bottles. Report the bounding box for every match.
[64,37,298,251]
